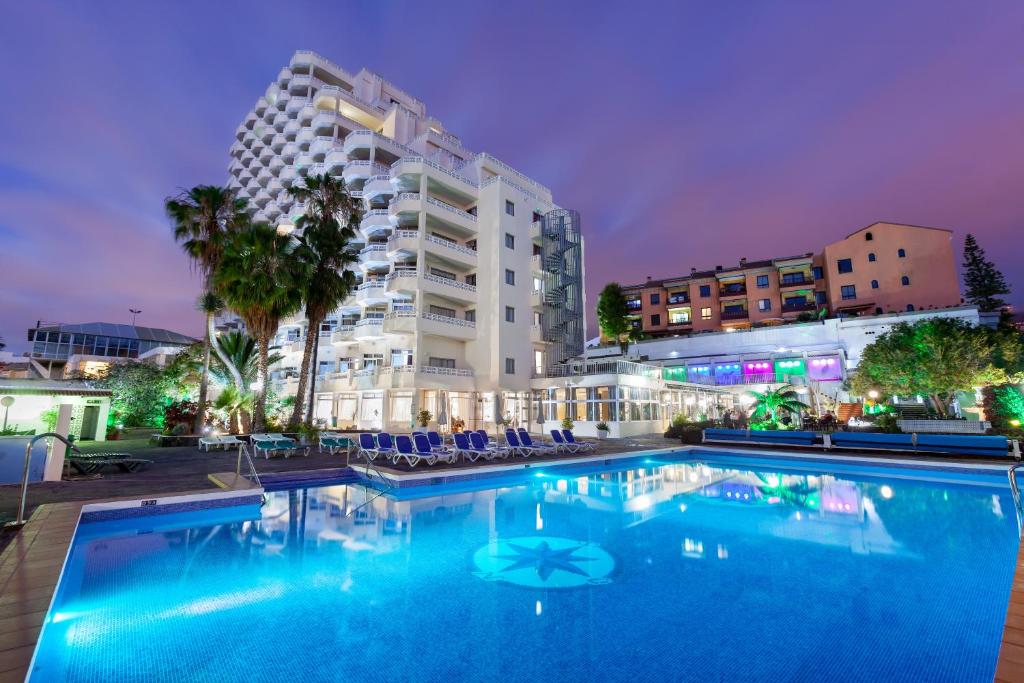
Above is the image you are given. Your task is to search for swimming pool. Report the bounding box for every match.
[30,451,1021,681]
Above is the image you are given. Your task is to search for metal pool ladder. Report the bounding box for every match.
[1010,462,1024,537]
[235,444,266,505]
[6,432,81,528]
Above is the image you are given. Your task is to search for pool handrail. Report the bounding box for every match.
[7,432,81,528]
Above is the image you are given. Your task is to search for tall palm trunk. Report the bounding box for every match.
[306,332,321,427]
[252,337,270,432]
[194,317,212,434]
[288,316,320,426]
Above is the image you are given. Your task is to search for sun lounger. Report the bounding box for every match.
[426,431,449,452]
[357,433,385,461]
[320,432,356,455]
[562,430,596,452]
[518,429,557,455]
[376,432,399,462]
[453,432,487,462]
[393,435,436,467]
[419,432,456,464]
[68,453,152,475]
[550,430,579,453]
[505,429,540,457]
[470,431,509,459]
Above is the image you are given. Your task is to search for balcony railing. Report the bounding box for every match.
[545,359,661,379]
[357,280,385,291]
[420,365,474,377]
[719,284,747,297]
[781,301,816,313]
[425,234,477,257]
[423,272,477,293]
[425,196,477,223]
[779,274,813,287]
[720,309,749,320]
[386,269,418,282]
[421,312,476,328]
[667,295,690,305]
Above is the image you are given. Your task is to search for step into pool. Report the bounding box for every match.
[30,451,1021,681]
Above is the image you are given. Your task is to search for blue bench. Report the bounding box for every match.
[703,428,819,447]
[830,432,1012,458]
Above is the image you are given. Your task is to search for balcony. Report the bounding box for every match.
[310,135,340,160]
[358,244,389,270]
[279,167,297,187]
[720,309,749,320]
[386,229,418,258]
[417,363,475,389]
[380,365,418,389]
[719,283,747,298]
[286,95,307,116]
[667,319,693,328]
[360,209,393,240]
[325,149,348,174]
[345,130,415,162]
[667,294,691,305]
[422,272,477,303]
[781,301,816,314]
[424,196,477,234]
[385,269,417,296]
[330,325,355,344]
[283,119,301,139]
[343,160,389,186]
[296,128,316,147]
[530,325,544,344]
[419,312,477,341]
[388,192,421,226]
[352,316,385,339]
[779,274,813,288]
[272,111,289,132]
[382,311,417,335]
[389,156,477,196]
[531,290,545,308]
[423,234,477,267]
[354,280,388,307]
[363,175,395,201]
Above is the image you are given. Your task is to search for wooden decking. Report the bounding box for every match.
[997,538,1024,682]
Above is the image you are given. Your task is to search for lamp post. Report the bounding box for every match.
[1,396,14,431]
[129,308,142,325]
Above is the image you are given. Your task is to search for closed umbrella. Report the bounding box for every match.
[494,391,504,434]
[437,391,448,431]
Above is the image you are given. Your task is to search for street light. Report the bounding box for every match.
[129,308,142,325]
[868,390,879,399]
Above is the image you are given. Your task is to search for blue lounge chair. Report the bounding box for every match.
[475,429,496,446]
[518,428,556,455]
[453,432,491,462]
[550,430,579,453]
[415,433,457,464]
[470,431,509,459]
[561,430,595,452]
[357,433,389,462]
[376,432,399,462]
[394,434,436,467]
[505,429,539,457]
[426,431,448,452]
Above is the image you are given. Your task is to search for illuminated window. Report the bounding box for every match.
[758,299,771,312]
[700,307,712,320]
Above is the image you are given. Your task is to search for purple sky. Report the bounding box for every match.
[2,1,1022,351]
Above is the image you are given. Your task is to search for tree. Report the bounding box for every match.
[962,234,1010,312]
[286,173,360,427]
[97,361,171,428]
[747,385,810,424]
[166,185,250,433]
[597,283,631,354]
[212,331,282,388]
[214,224,307,431]
[850,318,1018,416]
[212,385,253,434]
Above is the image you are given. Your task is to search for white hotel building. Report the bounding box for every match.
[227,51,585,432]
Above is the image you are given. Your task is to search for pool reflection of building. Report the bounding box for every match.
[251,462,903,561]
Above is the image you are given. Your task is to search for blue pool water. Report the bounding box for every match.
[32,452,1020,681]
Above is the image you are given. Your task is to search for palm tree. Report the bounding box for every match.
[166,185,249,433]
[214,224,307,431]
[747,384,811,425]
[211,331,282,388]
[212,385,253,434]
[286,173,360,427]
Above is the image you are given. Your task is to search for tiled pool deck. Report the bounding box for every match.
[1,444,1022,681]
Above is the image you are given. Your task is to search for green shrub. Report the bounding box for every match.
[664,419,715,440]
[873,413,901,433]
[560,416,574,431]
[596,421,610,432]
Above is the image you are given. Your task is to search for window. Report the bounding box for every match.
[812,266,823,280]
[464,310,476,322]
[505,357,516,374]
[650,314,661,326]
[906,304,915,312]
[699,284,711,297]
[898,248,906,258]
[837,258,853,274]
[868,253,876,262]
[871,280,879,289]
[465,273,477,286]
[505,200,515,216]
[758,299,772,312]
[505,306,515,323]
[875,307,883,315]
[701,307,712,320]
[430,267,455,280]
[841,285,857,300]
[390,349,413,367]
[505,269,515,286]
[428,357,455,369]
[755,274,768,288]
[901,275,910,286]
[815,291,827,304]
[865,231,873,241]
[668,307,691,324]
[534,350,544,375]
[429,304,456,318]
[650,293,660,305]
[504,233,515,249]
